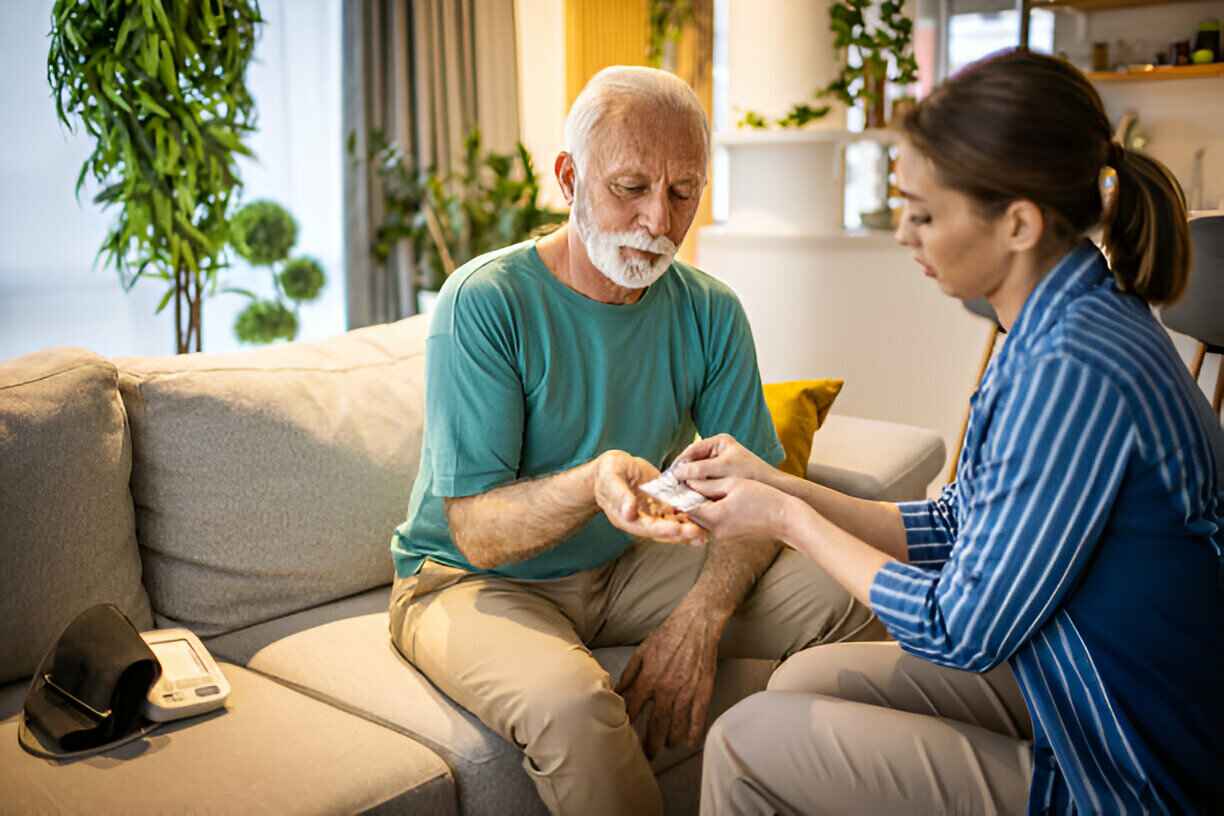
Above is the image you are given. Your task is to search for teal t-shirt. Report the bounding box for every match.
[391,241,784,580]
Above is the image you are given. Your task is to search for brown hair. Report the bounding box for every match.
[900,49,1189,305]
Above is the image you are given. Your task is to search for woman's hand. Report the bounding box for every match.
[594,450,706,545]
[671,434,777,487]
[686,476,798,544]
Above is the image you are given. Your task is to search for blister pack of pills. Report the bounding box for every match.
[639,466,706,513]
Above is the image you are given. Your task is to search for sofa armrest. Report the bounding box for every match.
[806,414,947,502]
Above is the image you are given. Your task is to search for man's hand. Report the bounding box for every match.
[616,598,724,758]
[595,450,706,545]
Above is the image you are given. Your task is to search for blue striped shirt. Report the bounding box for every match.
[870,242,1224,814]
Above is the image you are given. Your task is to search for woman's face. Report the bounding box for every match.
[893,140,1009,301]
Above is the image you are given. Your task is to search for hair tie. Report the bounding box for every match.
[1099,165,1119,223]
[1099,141,1123,223]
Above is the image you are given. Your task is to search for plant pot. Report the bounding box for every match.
[861,59,887,130]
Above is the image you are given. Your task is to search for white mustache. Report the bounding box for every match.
[611,231,678,257]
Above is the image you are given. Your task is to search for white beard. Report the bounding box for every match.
[572,186,678,289]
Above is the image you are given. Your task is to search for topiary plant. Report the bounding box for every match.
[225,199,326,345]
[48,0,264,353]
[229,199,298,266]
[234,299,297,344]
[278,256,325,302]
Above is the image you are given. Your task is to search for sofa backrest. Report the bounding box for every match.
[0,348,154,685]
[116,316,429,636]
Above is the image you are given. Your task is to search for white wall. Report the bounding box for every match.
[515,0,568,209]
[700,231,995,490]
[1054,1,1224,211]
[0,0,344,362]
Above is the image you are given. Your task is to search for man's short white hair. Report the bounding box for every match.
[564,66,710,176]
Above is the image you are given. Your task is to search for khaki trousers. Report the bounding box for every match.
[700,642,1035,815]
[389,541,885,816]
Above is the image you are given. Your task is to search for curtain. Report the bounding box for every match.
[343,0,520,328]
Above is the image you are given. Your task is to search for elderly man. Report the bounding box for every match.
[388,66,880,815]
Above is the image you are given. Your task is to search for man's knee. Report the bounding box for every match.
[518,661,629,741]
[741,549,884,654]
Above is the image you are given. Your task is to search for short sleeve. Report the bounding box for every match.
[425,276,526,497]
[691,293,784,466]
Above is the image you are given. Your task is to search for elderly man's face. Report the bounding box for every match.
[569,104,707,287]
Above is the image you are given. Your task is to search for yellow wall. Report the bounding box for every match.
[563,0,713,263]
[565,0,650,107]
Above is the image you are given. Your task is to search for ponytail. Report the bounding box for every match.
[904,50,1191,307]
[1102,146,1190,305]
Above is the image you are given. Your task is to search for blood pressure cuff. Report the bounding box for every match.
[18,603,161,760]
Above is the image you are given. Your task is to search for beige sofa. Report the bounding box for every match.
[0,315,944,815]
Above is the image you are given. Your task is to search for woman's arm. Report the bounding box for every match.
[674,434,910,562]
[779,496,894,606]
[868,358,1137,672]
[769,472,909,563]
[689,357,1137,674]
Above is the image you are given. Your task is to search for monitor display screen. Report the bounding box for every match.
[154,639,208,679]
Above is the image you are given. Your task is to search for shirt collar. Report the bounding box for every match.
[1003,240,1110,353]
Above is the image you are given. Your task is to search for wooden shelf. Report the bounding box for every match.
[1087,63,1224,82]
[1032,0,1217,11]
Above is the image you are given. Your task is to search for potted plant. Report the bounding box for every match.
[224,200,327,344]
[822,0,918,129]
[47,0,263,353]
[358,129,566,312]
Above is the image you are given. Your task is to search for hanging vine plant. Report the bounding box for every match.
[47,0,264,353]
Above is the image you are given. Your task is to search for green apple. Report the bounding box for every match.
[1191,48,1214,64]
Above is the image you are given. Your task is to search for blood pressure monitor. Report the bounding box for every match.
[140,628,231,722]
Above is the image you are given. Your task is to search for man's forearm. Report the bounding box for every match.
[445,459,600,569]
[681,536,781,622]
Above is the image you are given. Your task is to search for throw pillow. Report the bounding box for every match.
[763,379,844,477]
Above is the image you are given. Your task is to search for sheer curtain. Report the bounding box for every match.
[343,0,521,328]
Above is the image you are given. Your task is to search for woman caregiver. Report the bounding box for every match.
[681,49,1224,814]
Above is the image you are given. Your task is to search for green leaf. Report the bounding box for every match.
[115,12,138,53]
[136,87,170,117]
[158,41,178,96]
[155,285,176,314]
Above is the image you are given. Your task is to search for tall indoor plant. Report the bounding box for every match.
[47,0,263,353]
[361,129,566,303]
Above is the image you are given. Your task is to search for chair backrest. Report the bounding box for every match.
[1161,215,1224,351]
[961,297,1000,327]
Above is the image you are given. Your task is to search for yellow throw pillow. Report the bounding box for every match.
[763,379,844,477]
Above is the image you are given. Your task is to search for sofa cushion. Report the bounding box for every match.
[205,587,777,816]
[807,414,947,501]
[116,317,429,636]
[763,378,843,477]
[0,663,456,816]
[0,347,152,685]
